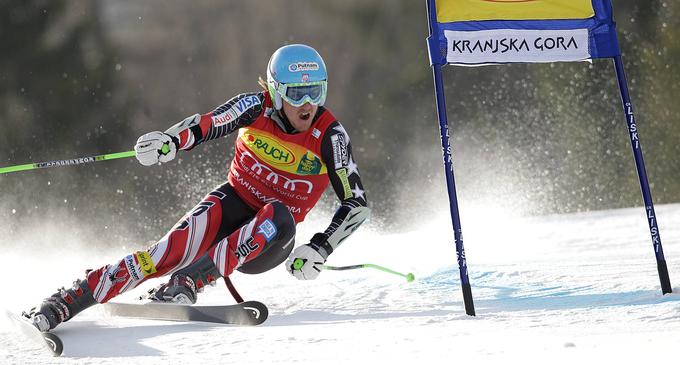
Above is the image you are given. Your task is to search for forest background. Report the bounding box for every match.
[1,0,678,248]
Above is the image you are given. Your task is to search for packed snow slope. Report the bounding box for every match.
[1,204,679,364]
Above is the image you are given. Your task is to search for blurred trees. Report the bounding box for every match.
[1,0,129,159]
[1,0,679,247]
[618,0,680,206]
[0,0,136,244]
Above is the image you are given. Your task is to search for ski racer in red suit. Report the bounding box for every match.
[27,44,370,332]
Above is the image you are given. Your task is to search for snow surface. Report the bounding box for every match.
[1,204,680,364]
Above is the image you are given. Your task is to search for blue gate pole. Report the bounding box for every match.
[613,55,672,294]
[426,0,475,316]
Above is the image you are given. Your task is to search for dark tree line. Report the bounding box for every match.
[1,0,678,248]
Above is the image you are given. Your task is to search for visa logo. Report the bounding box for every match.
[234,95,261,114]
[214,95,261,126]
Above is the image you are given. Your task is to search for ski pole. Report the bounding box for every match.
[323,264,415,282]
[292,259,415,282]
[0,150,138,175]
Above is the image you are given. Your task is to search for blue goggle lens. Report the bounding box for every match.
[275,81,327,107]
[285,84,323,103]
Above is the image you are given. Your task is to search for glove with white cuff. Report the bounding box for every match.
[134,131,178,166]
[286,234,330,280]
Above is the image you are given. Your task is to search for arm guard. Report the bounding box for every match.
[311,121,370,259]
[310,205,370,259]
[164,92,265,151]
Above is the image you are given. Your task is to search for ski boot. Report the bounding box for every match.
[148,254,221,304]
[25,278,96,332]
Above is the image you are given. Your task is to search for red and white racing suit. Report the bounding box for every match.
[85,91,368,303]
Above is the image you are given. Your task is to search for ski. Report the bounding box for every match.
[103,300,268,326]
[1,310,63,357]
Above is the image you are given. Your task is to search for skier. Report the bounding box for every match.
[27,44,369,332]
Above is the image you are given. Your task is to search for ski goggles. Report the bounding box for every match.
[275,81,327,107]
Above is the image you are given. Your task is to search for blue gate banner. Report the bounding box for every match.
[429,0,621,65]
